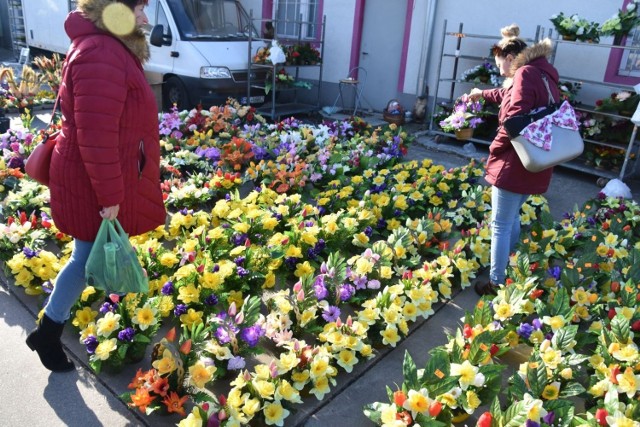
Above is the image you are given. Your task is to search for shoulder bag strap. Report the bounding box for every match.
[45,60,68,130]
[540,73,556,106]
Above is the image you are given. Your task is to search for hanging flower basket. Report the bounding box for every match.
[454,128,474,141]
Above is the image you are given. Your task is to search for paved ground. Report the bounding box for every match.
[2,48,640,426]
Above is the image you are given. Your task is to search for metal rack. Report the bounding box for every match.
[429,20,640,181]
[8,0,26,60]
[247,13,325,121]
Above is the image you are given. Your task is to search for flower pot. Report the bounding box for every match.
[454,128,474,141]
[451,410,471,424]
[478,75,489,83]
[562,34,577,41]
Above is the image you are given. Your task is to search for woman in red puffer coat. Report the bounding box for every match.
[467,24,560,296]
[26,0,166,372]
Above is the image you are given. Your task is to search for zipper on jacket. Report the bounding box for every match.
[137,140,146,179]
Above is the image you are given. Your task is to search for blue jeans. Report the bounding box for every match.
[490,186,529,285]
[45,239,94,323]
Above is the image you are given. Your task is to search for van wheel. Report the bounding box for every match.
[163,77,189,111]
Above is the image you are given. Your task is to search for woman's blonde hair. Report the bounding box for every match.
[491,24,527,58]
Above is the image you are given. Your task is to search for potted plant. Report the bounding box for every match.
[600,0,640,45]
[438,95,485,140]
[460,62,501,86]
[550,12,599,42]
[595,90,640,116]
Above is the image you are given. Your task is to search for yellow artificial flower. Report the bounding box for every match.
[189,361,216,389]
[132,304,158,331]
[94,338,117,361]
[263,401,290,426]
[72,306,98,329]
[96,312,121,337]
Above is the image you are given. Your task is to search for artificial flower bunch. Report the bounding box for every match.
[79,293,163,374]
[595,90,640,115]
[557,80,582,104]
[285,42,322,65]
[600,0,640,38]
[264,68,312,95]
[437,94,485,133]
[460,62,501,86]
[549,12,600,42]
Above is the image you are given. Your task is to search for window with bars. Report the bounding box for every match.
[274,0,319,40]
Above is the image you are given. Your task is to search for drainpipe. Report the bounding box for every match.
[418,0,438,96]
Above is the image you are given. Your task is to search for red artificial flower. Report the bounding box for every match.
[595,408,608,426]
[393,390,407,407]
[476,411,493,427]
[429,401,442,417]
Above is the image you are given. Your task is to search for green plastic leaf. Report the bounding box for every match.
[559,382,586,398]
[611,314,630,344]
[362,403,384,423]
[526,354,547,398]
[549,287,571,317]
[402,350,419,390]
[508,372,527,401]
[604,387,620,415]
[468,331,492,365]
[422,349,451,385]
[552,325,578,350]
[502,401,530,427]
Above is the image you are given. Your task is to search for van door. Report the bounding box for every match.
[144,0,176,107]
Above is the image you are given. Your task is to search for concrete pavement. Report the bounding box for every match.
[2,133,638,426]
[2,45,640,425]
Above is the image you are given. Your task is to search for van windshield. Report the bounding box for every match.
[166,0,258,40]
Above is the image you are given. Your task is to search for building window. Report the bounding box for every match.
[274,0,319,40]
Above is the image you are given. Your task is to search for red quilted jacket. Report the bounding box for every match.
[49,9,166,241]
[480,40,560,195]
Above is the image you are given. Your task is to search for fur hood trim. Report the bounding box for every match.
[510,38,553,74]
[77,0,149,63]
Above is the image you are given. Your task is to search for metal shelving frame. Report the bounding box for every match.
[247,12,325,121]
[429,20,640,181]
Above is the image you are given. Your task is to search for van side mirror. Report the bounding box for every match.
[150,25,172,47]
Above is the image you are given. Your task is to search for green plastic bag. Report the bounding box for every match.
[85,219,148,294]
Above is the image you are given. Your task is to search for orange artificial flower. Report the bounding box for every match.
[150,375,170,397]
[129,387,157,413]
[162,392,188,416]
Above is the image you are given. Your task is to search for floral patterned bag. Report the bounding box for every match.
[504,74,584,173]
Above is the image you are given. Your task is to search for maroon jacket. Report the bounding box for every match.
[49,8,166,241]
[481,40,560,194]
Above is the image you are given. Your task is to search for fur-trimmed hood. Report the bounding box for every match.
[70,0,149,63]
[502,38,557,88]
[510,38,553,74]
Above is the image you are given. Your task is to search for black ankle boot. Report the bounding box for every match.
[26,314,75,372]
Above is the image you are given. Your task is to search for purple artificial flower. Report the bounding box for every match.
[195,146,221,161]
[517,323,534,339]
[118,327,136,342]
[322,305,341,322]
[22,247,37,258]
[174,304,188,316]
[542,411,555,425]
[215,326,232,345]
[548,266,562,280]
[84,336,99,354]
[99,302,117,314]
[525,421,540,427]
[227,356,246,370]
[234,256,246,266]
[532,318,542,330]
[204,294,219,306]
[240,324,264,347]
[338,284,355,302]
[313,276,328,300]
[236,266,250,277]
[161,281,174,295]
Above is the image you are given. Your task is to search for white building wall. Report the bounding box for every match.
[410,0,629,104]
[241,0,632,105]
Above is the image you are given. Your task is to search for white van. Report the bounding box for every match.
[14,0,266,111]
